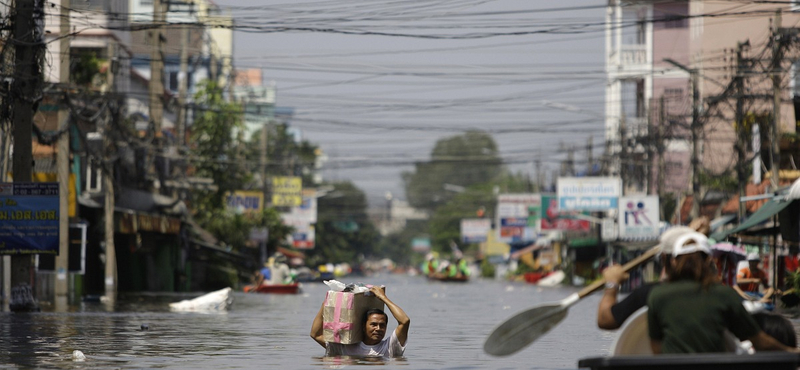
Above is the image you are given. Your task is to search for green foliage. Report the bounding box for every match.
[698,170,737,193]
[71,51,101,86]
[195,207,292,255]
[189,81,249,212]
[480,259,496,278]
[427,173,531,253]
[244,124,320,185]
[403,131,504,212]
[305,182,380,267]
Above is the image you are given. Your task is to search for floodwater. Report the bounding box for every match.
[0,274,645,369]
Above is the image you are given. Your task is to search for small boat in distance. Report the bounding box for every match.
[244,283,301,294]
[427,274,469,283]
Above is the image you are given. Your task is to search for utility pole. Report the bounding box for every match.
[150,0,165,148]
[10,0,44,312]
[176,26,189,146]
[736,42,747,221]
[658,96,666,220]
[689,68,701,220]
[618,115,627,190]
[55,0,71,309]
[771,10,782,189]
[665,58,701,221]
[104,41,118,301]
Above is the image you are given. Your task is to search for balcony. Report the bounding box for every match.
[609,44,649,71]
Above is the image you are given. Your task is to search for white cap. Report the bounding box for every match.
[672,232,711,257]
[657,226,695,254]
[747,253,760,261]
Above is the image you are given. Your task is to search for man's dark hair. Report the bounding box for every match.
[753,312,797,347]
[363,308,388,325]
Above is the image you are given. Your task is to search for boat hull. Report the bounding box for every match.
[579,352,800,370]
[244,283,301,294]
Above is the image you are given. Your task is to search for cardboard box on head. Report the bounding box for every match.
[322,288,385,344]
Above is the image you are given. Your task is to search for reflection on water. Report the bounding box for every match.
[8,275,791,369]
[314,355,409,368]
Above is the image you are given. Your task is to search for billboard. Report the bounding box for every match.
[495,194,541,243]
[226,190,264,213]
[0,183,60,255]
[557,177,621,211]
[540,194,590,232]
[460,218,491,244]
[618,195,660,239]
[272,176,302,207]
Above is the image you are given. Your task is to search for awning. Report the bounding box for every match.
[711,198,794,241]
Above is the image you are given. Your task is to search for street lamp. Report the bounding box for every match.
[664,58,701,221]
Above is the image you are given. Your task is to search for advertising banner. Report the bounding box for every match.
[495,194,541,243]
[272,176,302,207]
[557,177,621,211]
[411,237,431,253]
[0,183,60,255]
[618,195,660,239]
[281,213,316,249]
[460,218,491,244]
[226,190,264,213]
[540,194,590,231]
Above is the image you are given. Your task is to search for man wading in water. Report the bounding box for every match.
[310,286,410,357]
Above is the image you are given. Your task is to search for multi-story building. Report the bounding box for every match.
[606,1,800,220]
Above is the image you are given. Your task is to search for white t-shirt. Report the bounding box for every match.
[326,331,406,358]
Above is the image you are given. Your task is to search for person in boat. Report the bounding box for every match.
[733,253,774,304]
[647,232,798,354]
[269,254,294,285]
[422,254,439,277]
[456,258,470,278]
[253,263,272,287]
[597,226,695,330]
[310,286,410,357]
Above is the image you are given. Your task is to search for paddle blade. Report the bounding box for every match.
[483,303,567,357]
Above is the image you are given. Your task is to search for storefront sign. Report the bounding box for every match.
[0,183,59,255]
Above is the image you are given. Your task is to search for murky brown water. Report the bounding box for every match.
[0,274,755,369]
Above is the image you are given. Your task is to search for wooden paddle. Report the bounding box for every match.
[483,245,661,357]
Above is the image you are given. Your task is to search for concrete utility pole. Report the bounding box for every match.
[658,96,666,220]
[736,42,747,221]
[10,0,44,312]
[104,41,118,300]
[664,58,700,221]
[771,10,782,189]
[55,0,71,309]
[150,0,165,147]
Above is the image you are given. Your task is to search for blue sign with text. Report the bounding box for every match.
[0,183,60,255]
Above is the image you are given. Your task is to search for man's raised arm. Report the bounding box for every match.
[310,299,327,348]
[370,286,410,346]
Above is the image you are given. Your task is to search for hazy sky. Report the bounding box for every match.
[213,0,607,206]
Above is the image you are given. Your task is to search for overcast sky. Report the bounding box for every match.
[213,0,607,206]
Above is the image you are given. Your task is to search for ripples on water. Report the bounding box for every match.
[6,274,788,369]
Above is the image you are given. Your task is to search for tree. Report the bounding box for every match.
[243,123,320,186]
[403,130,503,213]
[188,80,249,212]
[305,181,379,267]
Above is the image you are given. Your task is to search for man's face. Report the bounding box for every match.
[749,260,760,270]
[363,313,387,345]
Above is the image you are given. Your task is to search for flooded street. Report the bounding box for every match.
[0,274,629,369]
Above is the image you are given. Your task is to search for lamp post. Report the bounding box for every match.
[664,58,701,221]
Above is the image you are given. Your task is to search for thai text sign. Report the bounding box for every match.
[540,194,590,231]
[461,218,491,244]
[272,176,302,206]
[0,183,59,255]
[557,177,621,211]
[496,193,541,243]
[618,195,660,239]
[226,190,264,213]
